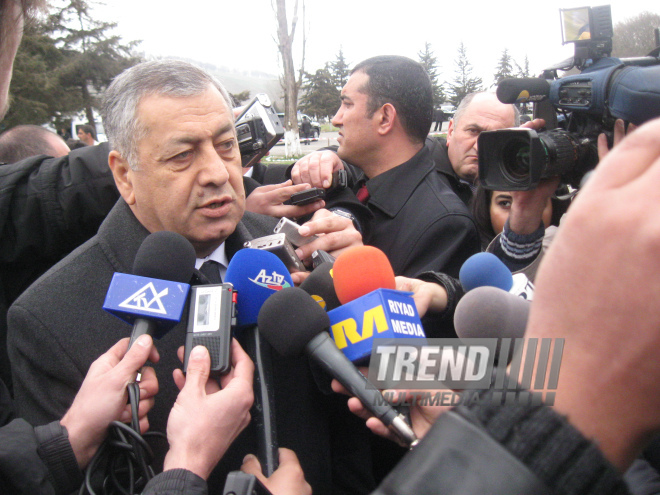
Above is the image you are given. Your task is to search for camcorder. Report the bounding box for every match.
[479,5,660,190]
[235,93,285,168]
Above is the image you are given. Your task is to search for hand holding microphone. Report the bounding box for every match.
[60,334,159,469]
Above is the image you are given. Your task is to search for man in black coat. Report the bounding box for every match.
[292,56,480,281]
[8,59,374,495]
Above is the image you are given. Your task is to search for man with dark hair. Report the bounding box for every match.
[0,125,70,163]
[76,124,97,146]
[293,55,479,282]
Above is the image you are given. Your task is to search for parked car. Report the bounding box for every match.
[277,112,321,139]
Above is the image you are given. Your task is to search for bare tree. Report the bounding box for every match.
[612,11,660,58]
[273,0,306,157]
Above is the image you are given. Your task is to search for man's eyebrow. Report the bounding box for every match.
[340,94,352,102]
[170,123,235,145]
[213,122,235,139]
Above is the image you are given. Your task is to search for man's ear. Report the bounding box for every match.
[108,150,136,205]
[376,103,397,136]
[446,118,455,145]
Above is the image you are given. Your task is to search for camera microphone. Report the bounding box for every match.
[497,78,551,104]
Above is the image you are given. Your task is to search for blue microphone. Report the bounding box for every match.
[103,231,196,347]
[459,252,534,300]
[225,248,293,476]
[225,248,293,327]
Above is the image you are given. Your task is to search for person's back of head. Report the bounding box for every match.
[0,124,70,163]
[351,55,433,144]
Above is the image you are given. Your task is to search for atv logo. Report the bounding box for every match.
[118,282,169,315]
[249,269,291,291]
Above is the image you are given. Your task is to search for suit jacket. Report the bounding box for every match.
[8,200,375,495]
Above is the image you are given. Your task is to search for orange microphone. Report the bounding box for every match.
[332,246,396,305]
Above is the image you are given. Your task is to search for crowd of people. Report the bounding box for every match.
[2,0,660,494]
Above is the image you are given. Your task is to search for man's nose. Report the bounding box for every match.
[199,146,230,185]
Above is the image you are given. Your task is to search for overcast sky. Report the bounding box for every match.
[93,0,658,87]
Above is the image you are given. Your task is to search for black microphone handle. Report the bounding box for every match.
[305,332,418,447]
[240,326,279,476]
[128,318,158,349]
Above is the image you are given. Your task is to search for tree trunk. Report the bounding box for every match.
[275,0,301,157]
[81,83,96,133]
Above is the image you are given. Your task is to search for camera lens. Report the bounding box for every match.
[501,137,531,183]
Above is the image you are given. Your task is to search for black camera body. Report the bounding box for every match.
[479,5,660,191]
[235,94,285,169]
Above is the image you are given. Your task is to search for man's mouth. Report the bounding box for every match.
[200,197,231,210]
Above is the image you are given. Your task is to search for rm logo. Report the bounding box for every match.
[331,305,389,349]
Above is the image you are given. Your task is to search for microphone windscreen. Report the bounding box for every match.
[454,286,530,340]
[333,246,395,304]
[459,252,513,292]
[225,248,293,326]
[299,261,341,311]
[496,77,551,104]
[132,230,196,282]
[258,287,330,358]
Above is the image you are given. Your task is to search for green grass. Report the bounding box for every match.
[262,155,300,165]
[321,123,338,132]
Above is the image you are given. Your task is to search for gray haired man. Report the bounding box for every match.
[8,59,374,494]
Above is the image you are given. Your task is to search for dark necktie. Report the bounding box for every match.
[356,183,370,204]
[199,260,222,284]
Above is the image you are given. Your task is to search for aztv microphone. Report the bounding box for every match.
[459,252,534,300]
[329,246,426,364]
[224,248,293,477]
[258,287,419,448]
[103,231,196,348]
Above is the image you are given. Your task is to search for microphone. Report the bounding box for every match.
[225,248,293,476]
[328,246,425,364]
[459,252,534,300]
[333,245,395,305]
[454,286,530,339]
[496,77,551,104]
[258,287,419,448]
[299,261,341,311]
[103,231,196,348]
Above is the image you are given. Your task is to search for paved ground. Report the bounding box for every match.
[269,131,339,156]
[268,122,448,157]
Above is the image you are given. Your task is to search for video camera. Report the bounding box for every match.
[479,5,660,190]
[235,93,285,169]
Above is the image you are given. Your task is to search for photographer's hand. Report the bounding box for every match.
[598,119,637,161]
[245,180,324,218]
[241,448,312,495]
[294,208,362,262]
[527,116,660,471]
[395,276,448,318]
[165,339,254,480]
[291,150,344,188]
[60,335,159,469]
